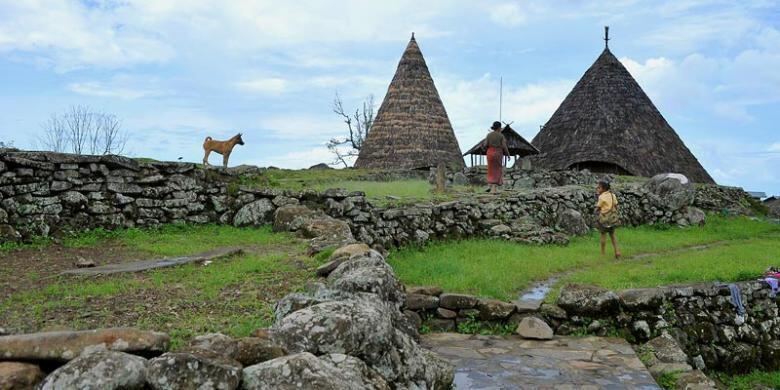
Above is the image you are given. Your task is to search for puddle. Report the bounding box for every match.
[518,276,559,302]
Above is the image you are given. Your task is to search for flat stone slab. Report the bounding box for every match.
[422,333,659,389]
[60,247,243,276]
[0,328,169,362]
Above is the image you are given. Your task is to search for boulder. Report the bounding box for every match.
[234,337,287,366]
[618,288,666,311]
[512,299,542,314]
[38,348,147,390]
[304,217,355,254]
[516,317,554,340]
[272,205,319,232]
[309,163,332,170]
[557,285,619,316]
[675,370,717,390]
[685,207,706,226]
[0,362,45,390]
[233,199,274,227]
[327,255,405,304]
[187,333,239,358]
[646,332,689,364]
[644,173,695,211]
[316,243,371,277]
[436,308,457,319]
[406,285,443,296]
[558,209,589,236]
[272,298,453,388]
[242,352,389,390]
[147,350,242,390]
[439,293,479,310]
[405,294,439,310]
[632,320,652,341]
[0,328,169,362]
[476,299,516,320]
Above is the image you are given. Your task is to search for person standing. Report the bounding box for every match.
[595,180,622,259]
[484,121,510,194]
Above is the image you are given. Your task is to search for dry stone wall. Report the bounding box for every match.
[0,150,753,248]
[402,280,780,375]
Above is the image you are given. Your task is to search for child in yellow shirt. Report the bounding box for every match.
[596,181,622,259]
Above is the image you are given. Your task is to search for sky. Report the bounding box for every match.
[0,0,778,195]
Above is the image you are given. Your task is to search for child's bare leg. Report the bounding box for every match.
[609,231,621,258]
[600,233,607,256]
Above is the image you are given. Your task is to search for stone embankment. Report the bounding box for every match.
[0,245,454,389]
[401,279,780,386]
[0,150,754,251]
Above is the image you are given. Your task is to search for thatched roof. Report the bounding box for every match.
[531,43,715,183]
[464,124,539,157]
[355,35,464,170]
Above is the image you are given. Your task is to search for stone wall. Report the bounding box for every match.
[0,150,754,249]
[433,166,608,188]
[402,281,780,374]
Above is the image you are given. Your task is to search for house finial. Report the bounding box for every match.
[411,32,415,40]
[604,26,610,49]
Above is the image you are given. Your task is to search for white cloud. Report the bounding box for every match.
[67,76,166,100]
[488,3,527,27]
[438,73,573,148]
[768,142,780,153]
[234,78,288,94]
[258,116,343,140]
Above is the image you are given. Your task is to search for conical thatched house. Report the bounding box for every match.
[355,34,464,170]
[531,29,714,183]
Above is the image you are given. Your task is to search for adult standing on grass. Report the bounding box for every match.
[484,121,510,194]
[595,180,622,259]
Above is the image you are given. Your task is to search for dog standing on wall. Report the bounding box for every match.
[203,133,245,168]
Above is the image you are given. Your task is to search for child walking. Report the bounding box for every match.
[595,181,622,259]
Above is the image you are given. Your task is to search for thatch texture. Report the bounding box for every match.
[355,35,464,170]
[531,47,714,183]
[464,124,539,157]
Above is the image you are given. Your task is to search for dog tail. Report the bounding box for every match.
[204,136,212,142]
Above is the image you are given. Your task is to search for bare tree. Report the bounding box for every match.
[327,93,374,168]
[40,105,128,155]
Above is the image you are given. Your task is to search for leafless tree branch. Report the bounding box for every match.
[40,105,129,155]
[327,93,374,167]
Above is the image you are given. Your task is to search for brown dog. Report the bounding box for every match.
[203,133,244,168]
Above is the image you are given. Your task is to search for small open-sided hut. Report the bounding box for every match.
[355,34,464,170]
[464,124,539,167]
[531,27,714,183]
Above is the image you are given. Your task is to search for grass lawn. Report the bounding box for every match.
[715,371,780,389]
[0,225,319,348]
[388,216,780,301]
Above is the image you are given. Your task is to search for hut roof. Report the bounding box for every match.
[355,35,464,170]
[463,124,540,156]
[530,34,714,183]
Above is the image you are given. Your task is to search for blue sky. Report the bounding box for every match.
[0,1,778,195]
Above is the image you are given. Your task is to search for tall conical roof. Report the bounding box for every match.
[355,35,464,170]
[531,42,714,183]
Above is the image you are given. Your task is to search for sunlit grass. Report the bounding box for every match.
[388,216,780,300]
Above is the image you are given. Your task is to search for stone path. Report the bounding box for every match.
[423,333,659,389]
[59,247,243,276]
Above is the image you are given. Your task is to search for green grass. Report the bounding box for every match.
[63,224,298,255]
[388,216,780,300]
[314,179,438,204]
[1,224,316,348]
[715,371,780,389]
[560,236,780,290]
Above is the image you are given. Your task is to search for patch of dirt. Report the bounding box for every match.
[0,242,150,300]
[0,238,319,344]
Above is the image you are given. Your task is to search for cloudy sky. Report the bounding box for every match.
[0,1,778,194]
